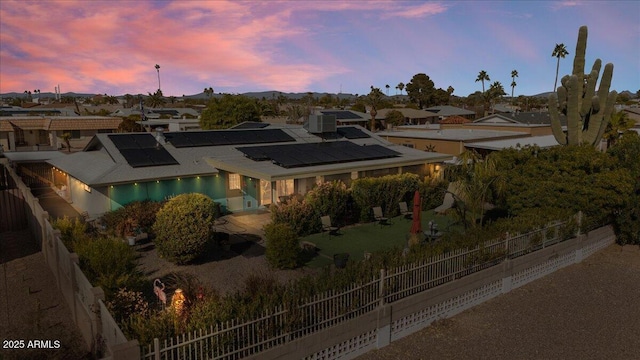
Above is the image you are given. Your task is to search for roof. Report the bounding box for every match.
[2,151,68,162]
[376,108,439,119]
[48,125,452,186]
[475,112,565,126]
[440,116,472,124]
[465,135,560,151]
[0,116,122,132]
[424,105,475,116]
[319,110,369,120]
[377,128,527,142]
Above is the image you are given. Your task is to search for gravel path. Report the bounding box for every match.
[358,244,640,360]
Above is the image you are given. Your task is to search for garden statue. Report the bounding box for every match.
[171,288,187,317]
[153,279,167,308]
[549,26,617,146]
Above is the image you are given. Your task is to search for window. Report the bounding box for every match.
[276,179,294,199]
[228,173,241,190]
[15,128,25,144]
[402,143,414,148]
[260,180,272,206]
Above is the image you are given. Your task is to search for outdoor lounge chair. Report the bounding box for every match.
[372,207,388,225]
[399,202,411,219]
[321,216,339,236]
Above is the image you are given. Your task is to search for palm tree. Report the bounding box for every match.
[367,86,384,132]
[385,84,390,96]
[552,44,568,92]
[510,70,518,99]
[155,64,161,92]
[397,82,405,95]
[61,132,72,153]
[476,71,490,93]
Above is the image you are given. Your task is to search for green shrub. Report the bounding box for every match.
[305,181,351,227]
[269,197,319,236]
[102,200,164,236]
[351,173,420,221]
[74,236,143,298]
[152,193,218,264]
[420,178,448,211]
[51,216,90,251]
[264,222,300,269]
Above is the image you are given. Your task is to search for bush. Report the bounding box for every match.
[152,193,218,264]
[269,197,319,236]
[305,181,351,227]
[74,236,143,298]
[52,216,90,251]
[264,222,300,269]
[351,173,420,221]
[102,200,164,236]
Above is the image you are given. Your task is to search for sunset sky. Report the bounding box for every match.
[1,0,638,98]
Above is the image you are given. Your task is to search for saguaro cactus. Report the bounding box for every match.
[549,26,617,146]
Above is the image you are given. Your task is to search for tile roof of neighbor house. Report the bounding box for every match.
[440,116,472,124]
[377,128,527,142]
[0,116,122,131]
[48,125,452,186]
[465,134,560,151]
[423,105,475,116]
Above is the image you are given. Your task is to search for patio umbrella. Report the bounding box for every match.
[410,190,422,234]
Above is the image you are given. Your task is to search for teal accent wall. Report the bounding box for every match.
[108,174,227,211]
[244,176,258,210]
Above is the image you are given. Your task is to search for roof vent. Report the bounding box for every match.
[155,127,166,145]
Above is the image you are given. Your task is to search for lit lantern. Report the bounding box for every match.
[171,288,187,316]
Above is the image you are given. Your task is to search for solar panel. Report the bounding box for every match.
[237,141,400,168]
[164,129,295,148]
[108,133,179,168]
[233,122,269,129]
[321,111,361,120]
[337,127,370,139]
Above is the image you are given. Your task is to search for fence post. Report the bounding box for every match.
[504,232,510,257]
[40,210,49,251]
[576,211,583,236]
[92,287,105,357]
[379,269,386,307]
[154,337,161,360]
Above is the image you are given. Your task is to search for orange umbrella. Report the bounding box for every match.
[410,190,422,234]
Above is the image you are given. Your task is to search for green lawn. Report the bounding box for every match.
[302,210,459,268]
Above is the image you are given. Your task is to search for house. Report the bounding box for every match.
[377,128,529,156]
[423,105,476,122]
[0,116,122,151]
[46,122,452,217]
[376,108,439,125]
[465,135,560,156]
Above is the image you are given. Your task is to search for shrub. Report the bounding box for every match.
[269,197,319,236]
[351,173,420,221]
[305,181,351,227]
[102,200,164,236]
[51,216,90,251]
[264,222,300,269]
[74,236,143,298]
[152,193,218,264]
[107,288,149,323]
[420,177,448,211]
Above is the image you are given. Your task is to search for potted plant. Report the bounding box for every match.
[333,253,349,269]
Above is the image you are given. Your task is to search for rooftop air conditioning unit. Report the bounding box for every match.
[307,114,337,134]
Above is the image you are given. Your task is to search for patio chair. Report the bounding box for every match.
[321,216,339,236]
[372,207,388,225]
[399,202,411,219]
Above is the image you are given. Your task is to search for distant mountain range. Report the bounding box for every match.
[1,90,636,100]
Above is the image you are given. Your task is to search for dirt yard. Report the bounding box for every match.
[358,244,640,360]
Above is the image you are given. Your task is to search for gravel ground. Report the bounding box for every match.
[359,244,640,360]
[0,230,91,360]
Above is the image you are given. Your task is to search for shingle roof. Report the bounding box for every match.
[424,105,475,116]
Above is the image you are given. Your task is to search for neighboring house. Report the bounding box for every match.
[318,110,370,127]
[621,107,640,128]
[465,134,560,156]
[0,116,122,151]
[139,118,202,132]
[376,108,439,125]
[424,105,476,122]
[0,105,78,117]
[110,107,200,119]
[47,123,452,217]
[377,128,529,156]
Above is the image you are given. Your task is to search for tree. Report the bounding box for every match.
[366,86,384,131]
[204,87,214,98]
[145,90,166,108]
[475,71,490,93]
[118,115,144,132]
[552,43,569,92]
[385,84,390,96]
[200,94,261,129]
[510,69,518,99]
[405,73,436,109]
[155,64,161,92]
[397,82,405,95]
[486,81,506,113]
[604,110,635,147]
[61,132,72,152]
[447,86,455,105]
[385,109,405,128]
